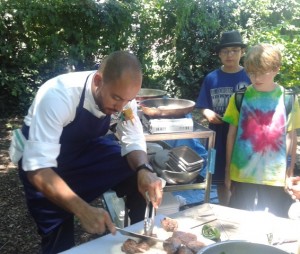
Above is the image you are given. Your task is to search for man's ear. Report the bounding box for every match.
[94,72,103,89]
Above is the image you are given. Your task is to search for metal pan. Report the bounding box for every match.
[139,98,195,118]
[136,88,167,102]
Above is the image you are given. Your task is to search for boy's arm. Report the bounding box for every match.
[225,124,238,189]
[200,108,223,124]
[286,95,300,177]
[286,129,297,177]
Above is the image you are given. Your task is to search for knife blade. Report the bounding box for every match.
[115,227,167,243]
[272,238,298,246]
[189,218,218,229]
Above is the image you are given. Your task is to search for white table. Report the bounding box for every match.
[173,203,299,254]
[61,203,299,254]
[60,213,213,254]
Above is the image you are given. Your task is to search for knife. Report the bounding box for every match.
[115,226,167,243]
[272,238,298,246]
[189,218,218,229]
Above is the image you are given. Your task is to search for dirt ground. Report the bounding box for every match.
[0,117,99,254]
[0,115,300,254]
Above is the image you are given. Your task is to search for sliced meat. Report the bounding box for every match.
[163,237,182,254]
[186,240,206,253]
[136,241,151,252]
[172,231,197,245]
[121,239,139,254]
[161,217,178,232]
[121,237,156,254]
[177,245,194,254]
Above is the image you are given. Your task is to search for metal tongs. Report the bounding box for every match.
[144,192,155,236]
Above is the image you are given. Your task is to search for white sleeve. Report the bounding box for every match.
[116,100,147,156]
[22,86,76,171]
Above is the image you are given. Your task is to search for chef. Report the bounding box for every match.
[10,51,164,254]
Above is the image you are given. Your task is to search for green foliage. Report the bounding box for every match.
[236,0,300,90]
[0,0,299,116]
[0,0,135,115]
[135,0,222,99]
[248,24,300,90]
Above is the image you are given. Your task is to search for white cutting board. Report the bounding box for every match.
[60,214,214,254]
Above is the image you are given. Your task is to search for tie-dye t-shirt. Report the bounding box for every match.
[223,85,300,186]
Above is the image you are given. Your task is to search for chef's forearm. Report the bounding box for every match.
[27,168,89,216]
[126,150,149,171]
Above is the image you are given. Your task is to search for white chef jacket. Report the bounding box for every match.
[21,71,146,171]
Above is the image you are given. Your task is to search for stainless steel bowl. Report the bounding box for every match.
[162,167,200,184]
[139,98,195,118]
[197,240,289,254]
[136,88,166,102]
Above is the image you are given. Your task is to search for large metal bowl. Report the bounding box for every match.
[197,240,289,254]
[161,167,201,184]
[139,98,195,118]
[136,88,167,102]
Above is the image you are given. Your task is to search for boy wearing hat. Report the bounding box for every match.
[196,30,251,205]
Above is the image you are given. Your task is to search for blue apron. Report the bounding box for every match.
[19,73,137,234]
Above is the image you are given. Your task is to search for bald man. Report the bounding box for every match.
[15,51,163,253]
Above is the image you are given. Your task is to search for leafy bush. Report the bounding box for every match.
[0,0,299,116]
[0,0,135,114]
[234,0,300,91]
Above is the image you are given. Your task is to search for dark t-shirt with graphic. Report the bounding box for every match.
[196,68,251,183]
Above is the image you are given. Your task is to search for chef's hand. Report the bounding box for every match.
[77,206,116,235]
[27,168,116,235]
[202,109,223,124]
[137,170,164,208]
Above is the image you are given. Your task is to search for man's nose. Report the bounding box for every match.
[114,102,126,113]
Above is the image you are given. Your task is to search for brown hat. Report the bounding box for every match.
[216,30,246,52]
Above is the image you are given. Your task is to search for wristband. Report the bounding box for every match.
[136,163,154,173]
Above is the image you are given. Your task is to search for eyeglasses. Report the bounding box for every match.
[247,71,272,78]
[219,49,241,56]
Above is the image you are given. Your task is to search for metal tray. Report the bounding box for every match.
[170,146,204,166]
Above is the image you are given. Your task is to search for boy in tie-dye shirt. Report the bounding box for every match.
[223,43,300,217]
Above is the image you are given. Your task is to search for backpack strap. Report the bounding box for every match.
[234,87,247,112]
[284,88,295,116]
[235,86,295,115]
